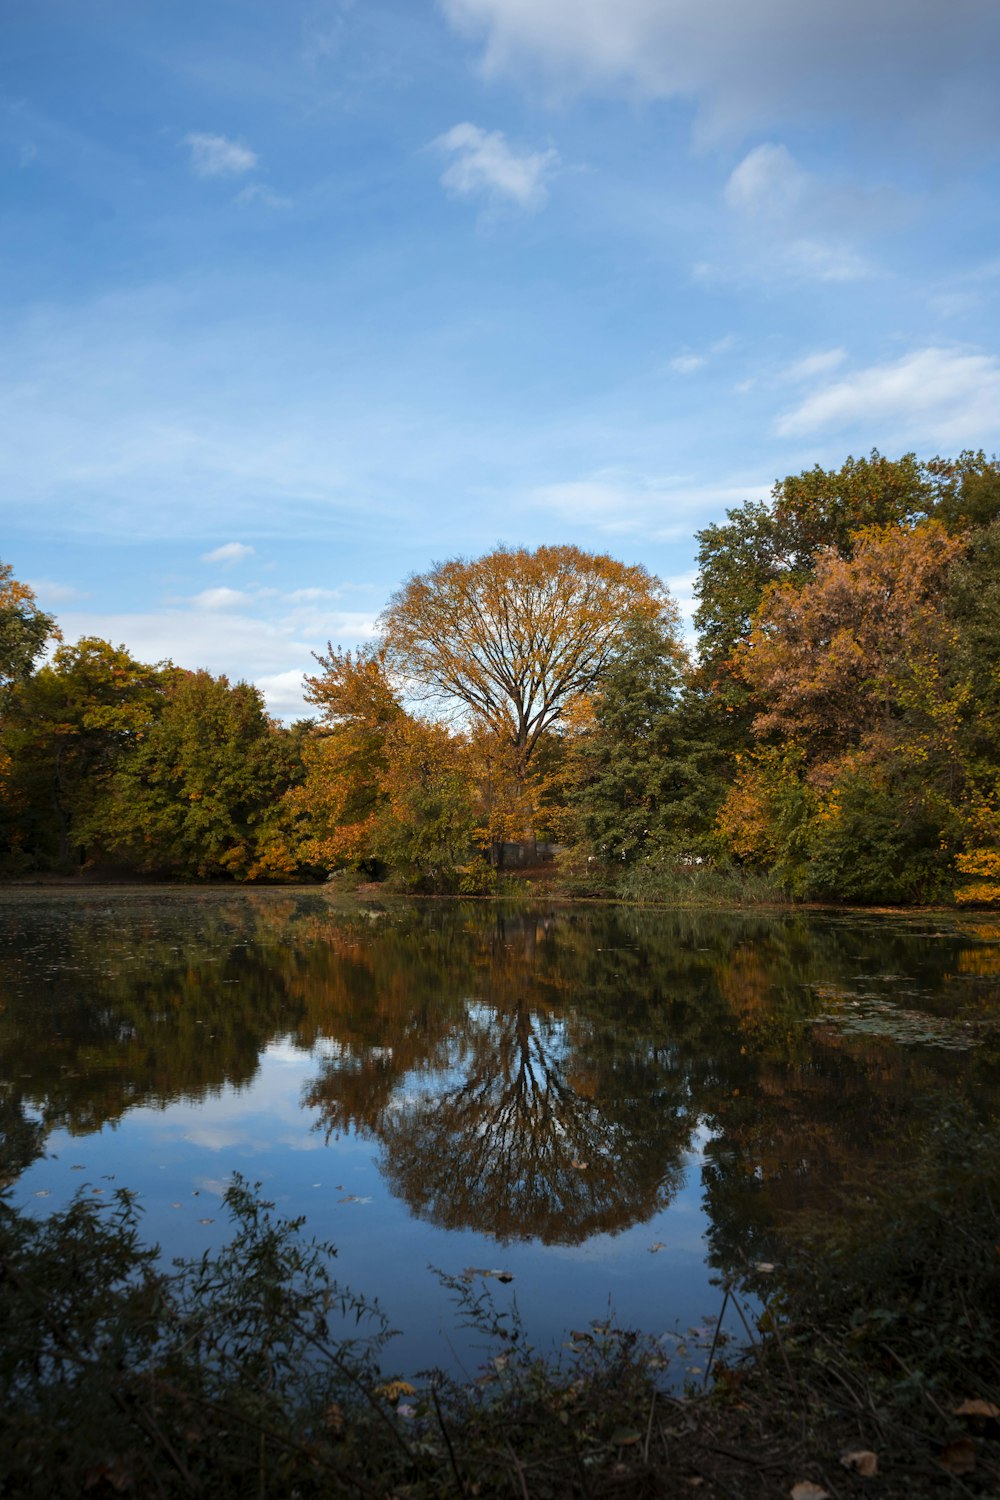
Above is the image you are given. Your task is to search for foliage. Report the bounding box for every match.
[382,544,672,770]
[558,614,724,868]
[90,670,302,879]
[0,638,168,871]
[2,450,1000,903]
[0,1173,396,1499]
[0,562,57,695]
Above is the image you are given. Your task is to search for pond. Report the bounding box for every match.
[2,888,998,1381]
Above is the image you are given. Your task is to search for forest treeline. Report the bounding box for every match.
[3,448,1000,905]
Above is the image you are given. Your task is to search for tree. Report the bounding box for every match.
[734,521,965,773]
[694,452,938,675]
[94,670,300,879]
[0,562,57,694]
[381,545,672,773]
[559,615,722,864]
[0,638,167,870]
[718,523,970,900]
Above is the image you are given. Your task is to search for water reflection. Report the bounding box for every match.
[1,891,998,1264]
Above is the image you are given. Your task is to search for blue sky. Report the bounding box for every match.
[3,0,999,718]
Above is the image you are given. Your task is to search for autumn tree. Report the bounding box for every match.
[718,523,969,900]
[274,644,404,873]
[734,521,966,774]
[381,545,671,773]
[0,562,57,694]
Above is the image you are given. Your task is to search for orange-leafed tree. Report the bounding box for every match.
[381,545,670,775]
[733,521,966,779]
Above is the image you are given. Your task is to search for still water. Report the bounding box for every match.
[2,889,998,1378]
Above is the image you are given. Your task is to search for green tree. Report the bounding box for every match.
[94,670,301,879]
[0,561,57,694]
[0,638,167,870]
[560,615,723,865]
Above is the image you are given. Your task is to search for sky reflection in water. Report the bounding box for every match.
[2,889,998,1377]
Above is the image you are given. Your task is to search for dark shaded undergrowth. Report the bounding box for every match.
[1,1115,998,1499]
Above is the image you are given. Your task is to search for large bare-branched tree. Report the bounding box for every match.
[380,544,676,769]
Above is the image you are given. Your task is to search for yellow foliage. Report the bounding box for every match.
[955,848,1000,907]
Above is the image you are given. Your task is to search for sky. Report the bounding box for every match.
[2,0,999,719]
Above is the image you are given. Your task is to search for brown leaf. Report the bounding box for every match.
[790,1485,830,1500]
[938,1438,976,1476]
[954,1398,1000,1419]
[840,1449,878,1477]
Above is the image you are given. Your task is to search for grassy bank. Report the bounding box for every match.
[2,1112,998,1498]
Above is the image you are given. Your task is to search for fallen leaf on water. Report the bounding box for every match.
[937,1438,976,1475]
[170,1203,182,1209]
[648,1241,668,1253]
[34,1190,50,1198]
[198,1217,215,1225]
[338,1195,373,1204]
[70,1164,84,1171]
[840,1449,878,1477]
[955,1398,1000,1419]
[790,1484,830,1500]
[91,1188,104,1196]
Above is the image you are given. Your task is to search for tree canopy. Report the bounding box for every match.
[381,545,675,767]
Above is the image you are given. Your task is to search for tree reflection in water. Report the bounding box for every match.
[1,891,996,1262]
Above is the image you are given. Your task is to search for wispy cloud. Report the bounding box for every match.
[524,469,770,536]
[434,122,558,211]
[717,142,895,284]
[235,183,290,209]
[668,354,708,375]
[776,346,1000,445]
[27,578,87,604]
[725,143,808,215]
[202,542,255,565]
[191,587,253,610]
[785,348,848,381]
[185,132,258,178]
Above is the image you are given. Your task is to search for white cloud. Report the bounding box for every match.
[235,183,290,209]
[724,143,807,216]
[185,132,258,178]
[26,578,86,604]
[525,469,770,536]
[434,122,558,210]
[202,542,255,565]
[438,0,1000,147]
[669,354,708,375]
[785,348,848,381]
[254,669,317,721]
[775,346,1000,446]
[191,587,253,610]
[716,142,891,284]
